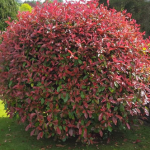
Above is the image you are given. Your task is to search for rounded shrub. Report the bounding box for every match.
[19,3,32,12]
[0,0,150,144]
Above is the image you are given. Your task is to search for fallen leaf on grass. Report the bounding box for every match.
[123,139,128,142]
[107,138,110,144]
[56,144,66,147]
[46,145,52,148]
[6,134,11,136]
[133,139,141,144]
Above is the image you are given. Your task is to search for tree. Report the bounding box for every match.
[0,0,18,31]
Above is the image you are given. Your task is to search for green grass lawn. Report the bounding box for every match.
[1,101,150,150]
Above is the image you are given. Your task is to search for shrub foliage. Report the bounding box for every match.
[0,0,150,144]
[99,0,150,38]
[19,3,32,12]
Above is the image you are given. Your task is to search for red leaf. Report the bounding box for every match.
[30,113,36,121]
[21,115,26,123]
[133,139,141,144]
[116,115,122,120]
[107,138,110,143]
[57,127,61,135]
[112,117,117,125]
[136,139,141,143]
[74,56,78,60]
[68,50,73,55]
[84,112,88,119]
[126,123,130,129]
[69,128,73,136]
[83,128,87,139]
[86,121,91,127]
[25,124,31,131]
[110,99,117,104]
[97,29,104,35]
[37,132,43,140]
[126,101,132,108]
[30,129,35,136]
[83,101,88,108]
[107,0,109,6]
[37,126,42,131]
[79,127,82,135]
[65,126,68,132]
[99,130,103,137]
[98,113,103,121]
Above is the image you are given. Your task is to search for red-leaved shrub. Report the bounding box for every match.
[0,0,150,144]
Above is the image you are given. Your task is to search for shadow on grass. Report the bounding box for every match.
[0,117,87,150]
[0,117,150,150]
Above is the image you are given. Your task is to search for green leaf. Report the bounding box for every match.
[83,75,88,80]
[6,66,9,71]
[52,54,56,58]
[103,115,106,120]
[120,104,124,112]
[61,93,69,103]
[81,120,84,125]
[35,122,40,127]
[80,91,85,98]
[132,97,137,103]
[99,86,105,92]
[114,82,118,88]
[59,126,62,130]
[9,80,13,88]
[64,93,69,103]
[37,82,42,86]
[107,103,110,109]
[57,86,62,92]
[81,85,86,89]
[78,59,82,64]
[4,103,7,110]
[69,112,74,119]
[108,87,115,93]
[23,62,27,67]
[49,123,53,127]
[31,83,34,87]
[62,136,67,142]
[99,54,103,60]
[108,126,112,132]
[114,107,118,111]
[40,98,45,104]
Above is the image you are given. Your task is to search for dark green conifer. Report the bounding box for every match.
[0,0,18,31]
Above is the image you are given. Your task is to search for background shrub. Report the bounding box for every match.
[0,0,18,31]
[99,0,150,38]
[0,0,150,144]
[19,3,32,12]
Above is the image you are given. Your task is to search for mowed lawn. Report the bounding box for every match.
[1,100,150,150]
